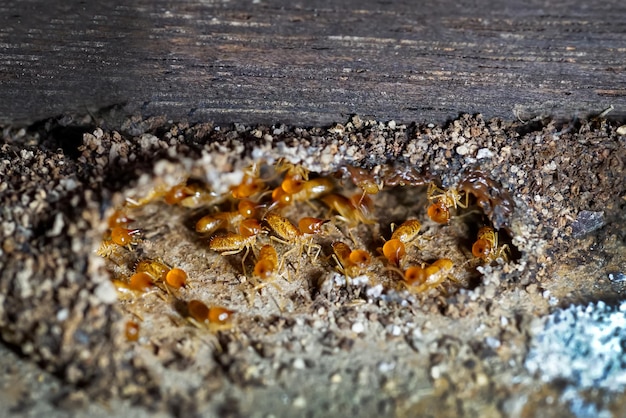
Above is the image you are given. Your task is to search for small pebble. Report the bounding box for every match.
[351,322,365,334]
[292,358,306,370]
[292,396,306,408]
[456,144,470,155]
[608,272,626,283]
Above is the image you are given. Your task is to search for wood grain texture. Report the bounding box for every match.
[1,0,625,126]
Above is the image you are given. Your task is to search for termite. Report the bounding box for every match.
[187,299,235,332]
[321,193,376,226]
[209,219,264,274]
[381,219,422,267]
[195,199,259,235]
[336,165,383,204]
[387,258,455,293]
[231,164,266,199]
[382,239,406,267]
[332,241,373,278]
[110,226,141,248]
[472,226,510,263]
[391,219,422,246]
[136,259,188,291]
[264,213,325,262]
[426,182,468,224]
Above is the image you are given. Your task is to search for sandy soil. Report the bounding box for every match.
[0,113,625,417]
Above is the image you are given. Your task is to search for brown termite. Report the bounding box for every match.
[264,212,325,262]
[163,182,193,205]
[291,177,335,202]
[196,215,228,235]
[336,165,383,204]
[125,184,169,207]
[111,272,155,298]
[391,219,422,246]
[135,259,169,282]
[178,183,224,208]
[209,219,264,274]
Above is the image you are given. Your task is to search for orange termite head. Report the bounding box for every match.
[281,174,305,194]
[472,238,493,260]
[255,244,278,279]
[271,186,293,207]
[348,249,371,268]
[427,200,450,224]
[188,299,210,322]
[404,266,426,286]
[382,239,406,266]
[298,217,329,235]
[128,272,154,292]
[232,174,264,199]
[208,306,234,325]
[165,268,187,288]
[239,219,263,237]
[237,199,257,218]
[111,227,141,246]
[254,259,275,280]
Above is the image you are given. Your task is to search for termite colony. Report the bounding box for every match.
[98,159,516,341]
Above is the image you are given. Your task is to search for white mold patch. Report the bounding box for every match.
[525,300,626,392]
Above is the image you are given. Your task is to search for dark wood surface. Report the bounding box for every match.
[1,0,625,126]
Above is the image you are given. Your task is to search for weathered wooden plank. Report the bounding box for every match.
[1,0,625,126]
